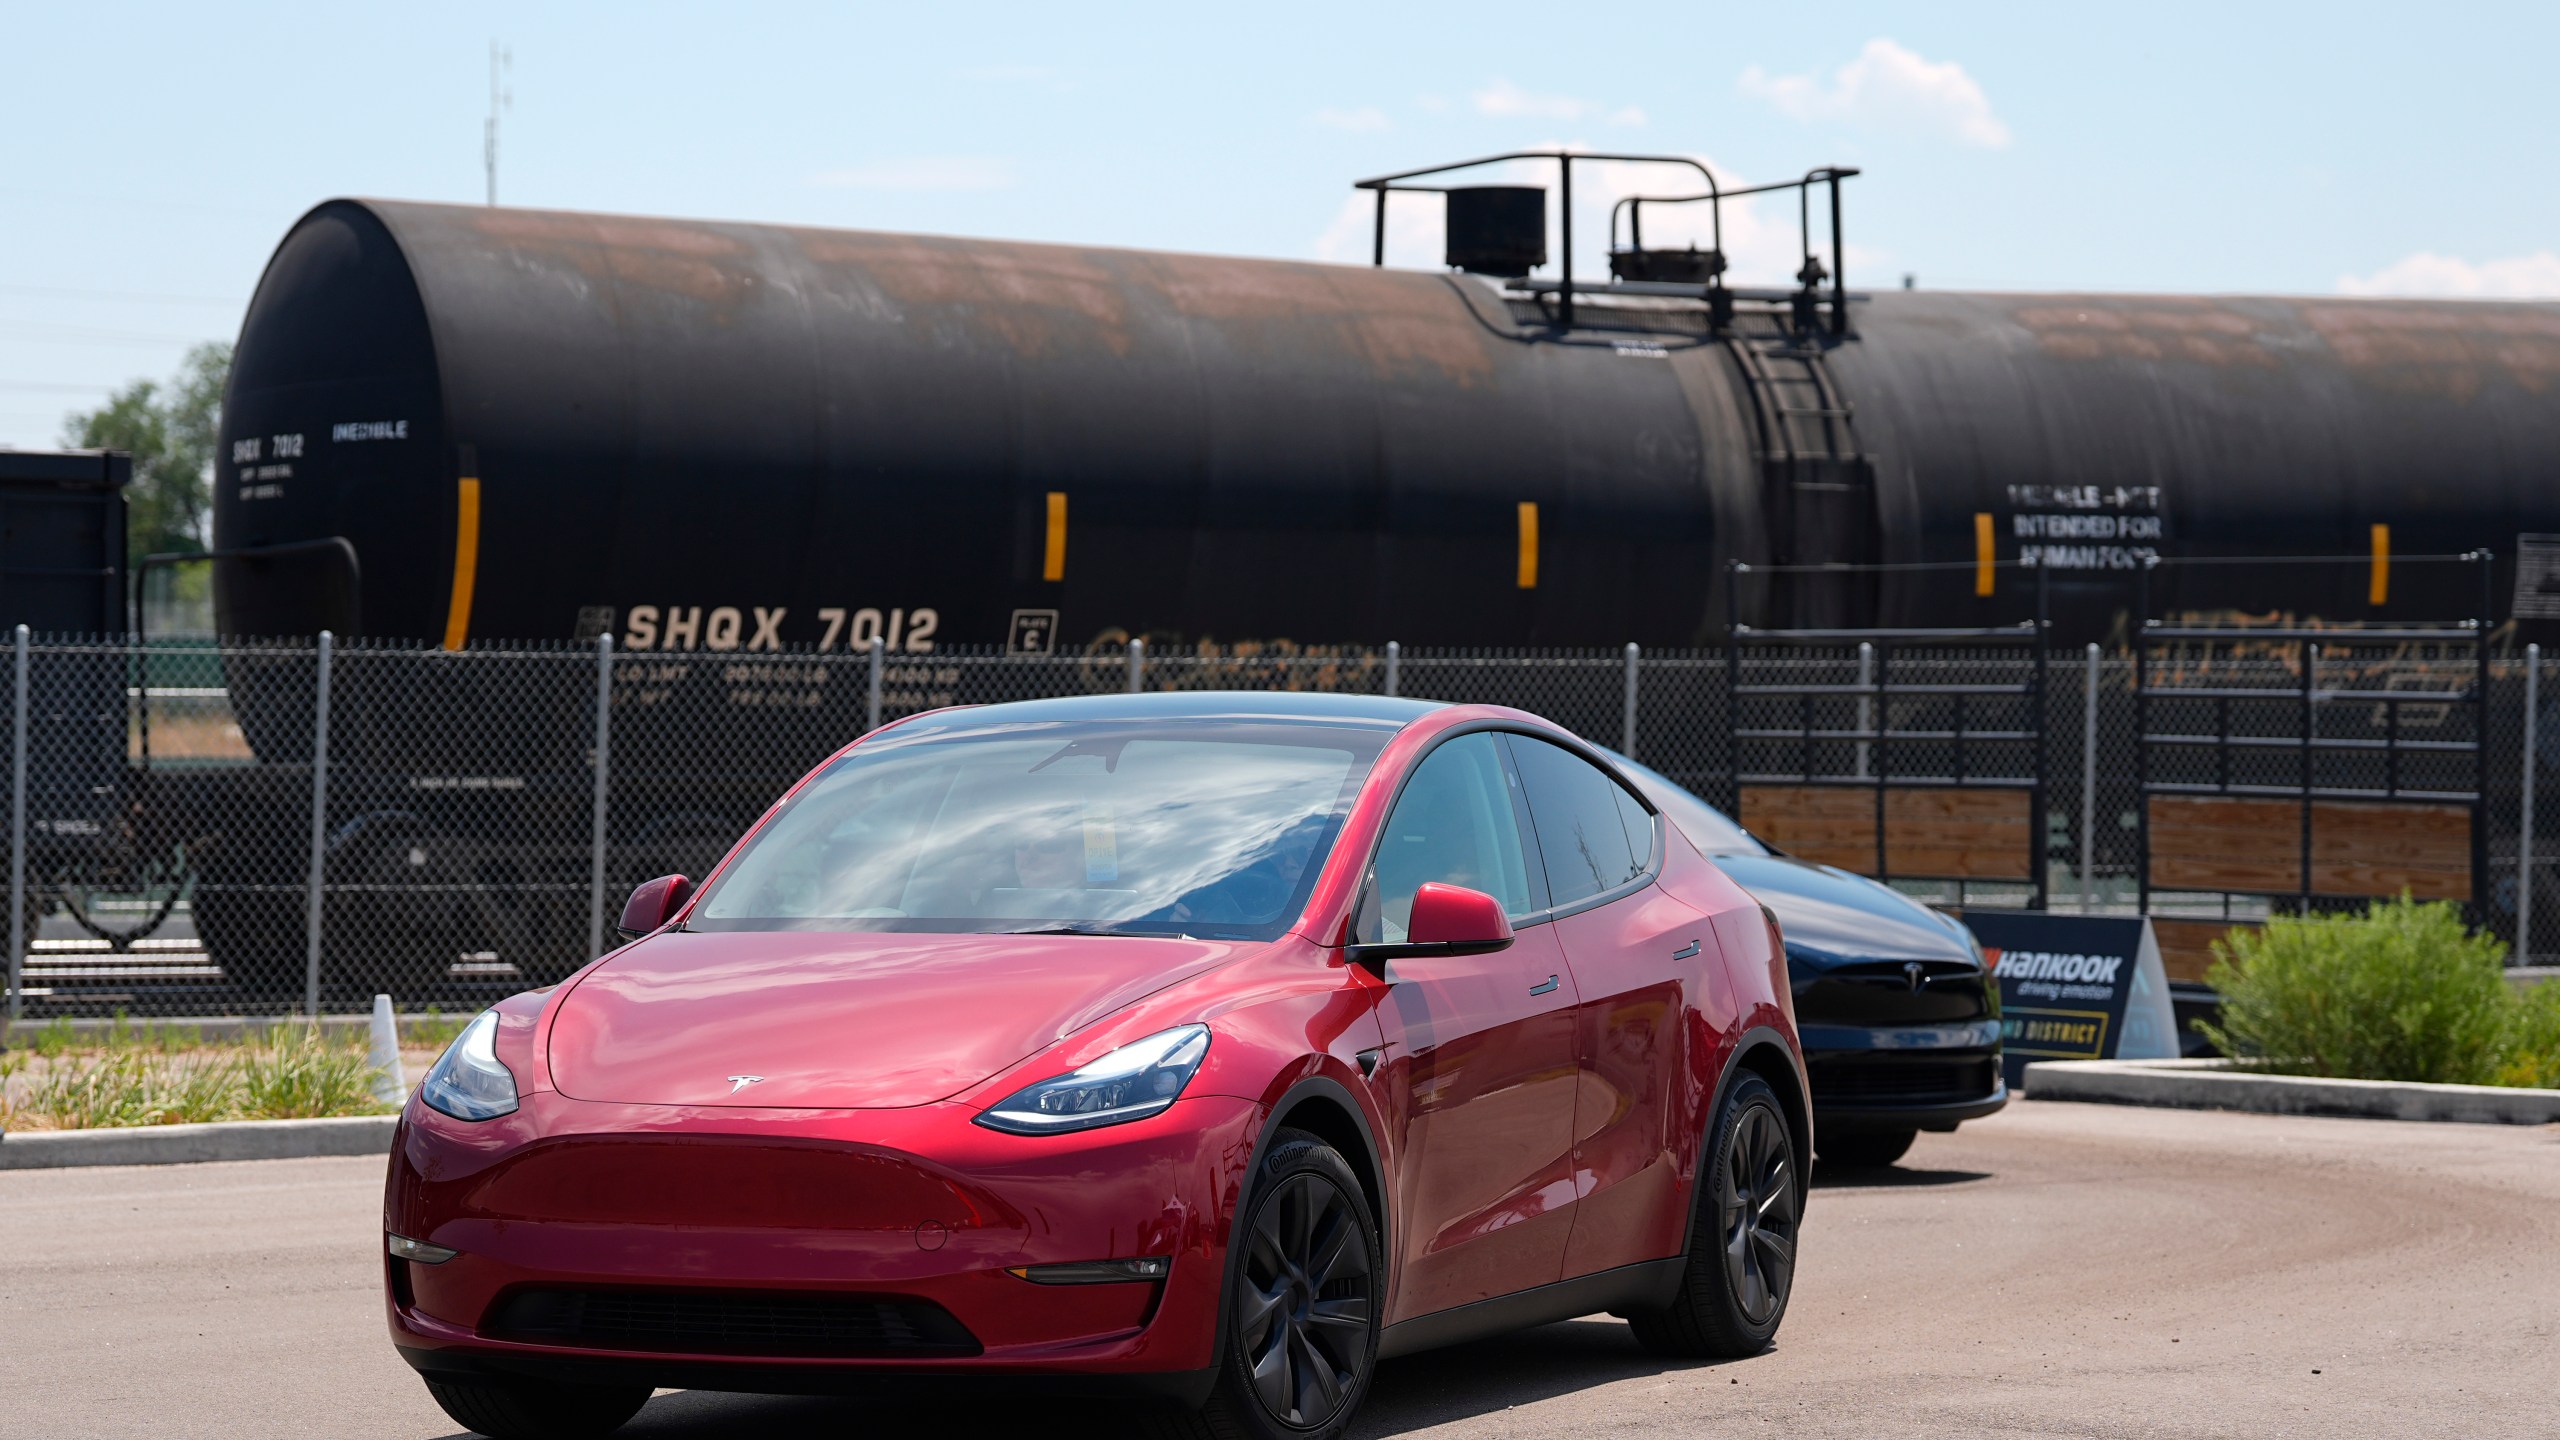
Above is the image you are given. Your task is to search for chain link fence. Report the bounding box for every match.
[3,632,2551,1019]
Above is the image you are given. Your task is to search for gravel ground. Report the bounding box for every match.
[1,1098,2553,1439]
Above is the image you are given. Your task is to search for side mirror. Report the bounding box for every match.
[1347,882,1515,977]
[615,874,693,942]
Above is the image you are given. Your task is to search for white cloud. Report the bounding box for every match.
[1312,106,1392,133]
[1473,78,1646,127]
[2337,251,2560,299]
[808,157,1017,192]
[1740,38,2010,148]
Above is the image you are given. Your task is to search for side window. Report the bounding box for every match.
[1613,779,1658,873]
[1358,733,1536,942]
[1509,736,1646,906]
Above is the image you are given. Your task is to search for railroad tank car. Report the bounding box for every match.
[178,192,2560,996]
[214,198,2560,662]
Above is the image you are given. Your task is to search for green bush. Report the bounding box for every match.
[2497,980,2560,1090]
[2198,897,2522,1085]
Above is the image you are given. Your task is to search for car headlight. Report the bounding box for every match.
[974,1024,1210,1136]
[417,1010,520,1121]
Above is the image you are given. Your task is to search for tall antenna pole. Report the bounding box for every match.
[485,41,511,206]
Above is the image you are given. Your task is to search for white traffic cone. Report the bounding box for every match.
[368,993,407,1105]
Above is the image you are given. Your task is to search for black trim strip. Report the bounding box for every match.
[1377,1259,1685,1361]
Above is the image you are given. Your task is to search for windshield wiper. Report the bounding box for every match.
[997,923,1192,939]
[998,923,1133,937]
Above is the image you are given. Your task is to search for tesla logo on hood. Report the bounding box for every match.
[1903,962,1927,993]
[725,1074,765,1095]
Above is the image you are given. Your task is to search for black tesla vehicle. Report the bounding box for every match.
[1607,754,2007,1167]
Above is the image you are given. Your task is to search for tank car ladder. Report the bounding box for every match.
[1725,311,1879,623]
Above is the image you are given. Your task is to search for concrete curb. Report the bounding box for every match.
[0,1114,398,1170]
[2023,1058,2560,1126]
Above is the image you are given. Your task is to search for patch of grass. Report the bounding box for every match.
[25,1018,78,1060]
[235,1025,390,1120]
[0,1024,395,1130]
[18,1051,243,1129]
[2199,896,2551,1087]
[401,1007,468,1053]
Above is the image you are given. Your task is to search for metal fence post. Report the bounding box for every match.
[866,636,883,732]
[1127,638,1144,694]
[1621,643,1640,759]
[2081,642,2100,911]
[6,622,24,1024]
[2523,643,2540,966]
[588,632,613,957]
[1854,642,1873,778]
[303,631,334,1017]
[1384,641,1400,698]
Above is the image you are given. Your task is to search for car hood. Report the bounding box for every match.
[548,929,1254,1109]
[1707,853,1976,968]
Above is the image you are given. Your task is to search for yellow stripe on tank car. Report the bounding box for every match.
[442,477,482,652]
[1517,502,1540,589]
[1974,511,1995,597]
[1044,491,1068,582]
[2369,523,2391,606]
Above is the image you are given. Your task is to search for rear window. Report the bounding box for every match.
[687,720,1385,941]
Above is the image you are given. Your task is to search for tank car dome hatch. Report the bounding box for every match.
[1443,186,1548,278]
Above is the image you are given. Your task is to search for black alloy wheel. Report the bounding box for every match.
[1719,1099,1799,1326]
[1154,1128,1380,1440]
[1625,1072,1801,1358]
[1240,1168,1373,1427]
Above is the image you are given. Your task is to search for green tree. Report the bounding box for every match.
[60,341,231,566]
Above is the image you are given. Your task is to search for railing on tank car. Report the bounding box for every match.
[1352,150,1859,335]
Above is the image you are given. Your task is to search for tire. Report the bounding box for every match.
[1625,1072,1801,1359]
[1147,1128,1382,1440]
[1819,1128,1917,1169]
[421,1373,651,1439]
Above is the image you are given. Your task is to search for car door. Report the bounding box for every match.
[1360,731,1584,1322]
[1504,733,1716,1280]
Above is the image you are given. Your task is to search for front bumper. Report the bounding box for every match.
[1798,1019,2007,1133]
[384,1087,1263,1395]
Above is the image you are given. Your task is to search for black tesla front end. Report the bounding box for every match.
[1711,854,2006,1142]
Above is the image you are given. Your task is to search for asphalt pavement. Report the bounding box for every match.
[3,1098,2555,1439]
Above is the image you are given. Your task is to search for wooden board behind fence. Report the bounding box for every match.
[2147,917,2259,985]
[2145,795,2471,901]
[1739,785,2033,880]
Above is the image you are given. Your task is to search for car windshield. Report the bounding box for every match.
[1602,751,1769,857]
[688,719,1386,941]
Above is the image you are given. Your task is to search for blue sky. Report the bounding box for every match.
[4,1,2554,448]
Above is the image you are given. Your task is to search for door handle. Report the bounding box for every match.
[1528,974,1559,996]
[1671,940,1701,960]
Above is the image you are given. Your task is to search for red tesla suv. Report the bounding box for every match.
[385,693,1810,1440]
